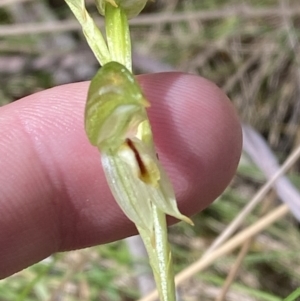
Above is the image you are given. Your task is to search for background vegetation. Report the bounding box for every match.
[1,0,300,300]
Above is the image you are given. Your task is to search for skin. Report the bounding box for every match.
[0,72,242,279]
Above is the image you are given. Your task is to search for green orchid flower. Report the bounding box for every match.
[65,1,193,300]
[85,62,193,232]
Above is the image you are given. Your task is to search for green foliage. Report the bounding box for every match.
[284,288,300,301]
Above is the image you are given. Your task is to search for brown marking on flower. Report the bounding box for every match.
[126,138,148,181]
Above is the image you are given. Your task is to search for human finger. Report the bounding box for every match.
[0,72,242,278]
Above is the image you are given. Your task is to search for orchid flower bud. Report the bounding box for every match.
[95,0,148,19]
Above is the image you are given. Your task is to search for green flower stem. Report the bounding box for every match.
[105,3,132,71]
[138,206,176,301]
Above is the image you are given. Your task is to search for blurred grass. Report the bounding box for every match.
[1,0,300,300]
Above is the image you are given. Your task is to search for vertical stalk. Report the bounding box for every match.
[138,205,176,301]
[105,3,132,71]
